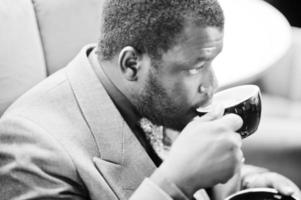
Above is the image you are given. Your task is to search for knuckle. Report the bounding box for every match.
[228,133,242,146]
[215,134,230,146]
[227,113,243,125]
[234,151,243,164]
[233,132,243,141]
[222,134,240,149]
[215,123,228,133]
[225,149,242,168]
[228,113,241,121]
[222,137,234,148]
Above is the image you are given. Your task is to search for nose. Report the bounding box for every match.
[199,85,214,100]
[198,67,218,98]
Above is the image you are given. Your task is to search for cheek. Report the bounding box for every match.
[174,74,215,108]
[170,78,199,105]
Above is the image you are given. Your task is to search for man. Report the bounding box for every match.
[0,0,300,200]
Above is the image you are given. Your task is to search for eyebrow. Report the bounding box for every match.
[195,47,222,62]
[180,47,221,70]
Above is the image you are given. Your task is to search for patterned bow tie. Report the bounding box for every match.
[139,118,172,160]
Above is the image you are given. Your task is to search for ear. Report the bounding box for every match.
[118,46,141,81]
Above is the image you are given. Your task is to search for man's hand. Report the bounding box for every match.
[241,165,301,200]
[155,107,244,198]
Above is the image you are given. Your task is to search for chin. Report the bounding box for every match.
[165,124,184,132]
[165,115,194,132]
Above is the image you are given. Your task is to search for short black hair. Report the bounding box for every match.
[97,0,224,60]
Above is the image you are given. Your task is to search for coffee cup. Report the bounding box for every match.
[197,84,262,138]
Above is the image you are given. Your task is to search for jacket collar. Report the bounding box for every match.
[65,45,156,198]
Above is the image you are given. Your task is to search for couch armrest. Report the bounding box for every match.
[0,0,47,116]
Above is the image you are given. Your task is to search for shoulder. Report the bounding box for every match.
[0,115,89,199]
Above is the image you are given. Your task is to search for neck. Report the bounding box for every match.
[97,57,131,98]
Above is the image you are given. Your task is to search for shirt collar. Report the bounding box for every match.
[88,48,162,166]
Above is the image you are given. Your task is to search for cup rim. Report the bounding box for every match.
[215,84,260,107]
[197,84,260,113]
[225,188,298,200]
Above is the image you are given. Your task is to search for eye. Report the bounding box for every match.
[188,63,206,75]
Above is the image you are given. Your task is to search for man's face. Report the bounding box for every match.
[134,24,223,131]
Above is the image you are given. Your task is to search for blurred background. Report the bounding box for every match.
[264,0,301,27]
[212,0,301,188]
[0,0,301,189]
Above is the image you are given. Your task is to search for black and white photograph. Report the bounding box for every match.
[0,0,301,199]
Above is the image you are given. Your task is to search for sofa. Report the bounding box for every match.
[0,0,103,114]
[0,0,301,187]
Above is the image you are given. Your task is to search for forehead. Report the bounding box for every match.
[161,24,224,67]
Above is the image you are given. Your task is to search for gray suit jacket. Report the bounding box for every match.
[0,45,176,200]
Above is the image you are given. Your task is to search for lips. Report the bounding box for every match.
[195,97,213,109]
[195,109,206,117]
[194,97,215,116]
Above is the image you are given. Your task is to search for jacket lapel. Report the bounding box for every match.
[65,45,156,199]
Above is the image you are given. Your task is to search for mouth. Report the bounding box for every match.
[195,97,213,109]
[194,99,214,116]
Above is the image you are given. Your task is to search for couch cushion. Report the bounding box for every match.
[0,0,47,116]
[32,0,103,75]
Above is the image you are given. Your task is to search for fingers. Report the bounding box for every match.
[194,103,243,133]
[242,172,301,199]
[269,175,301,198]
[216,114,243,132]
[242,172,276,189]
[190,112,243,146]
[194,106,243,132]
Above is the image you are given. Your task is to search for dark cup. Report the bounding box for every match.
[225,188,298,200]
[197,85,262,139]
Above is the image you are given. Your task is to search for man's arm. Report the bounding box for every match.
[0,116,87,200]
[241,164,301,199]
[210,164,301,200]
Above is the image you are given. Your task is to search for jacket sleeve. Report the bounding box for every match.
[0,115,87,200]
[129,178,174,200]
